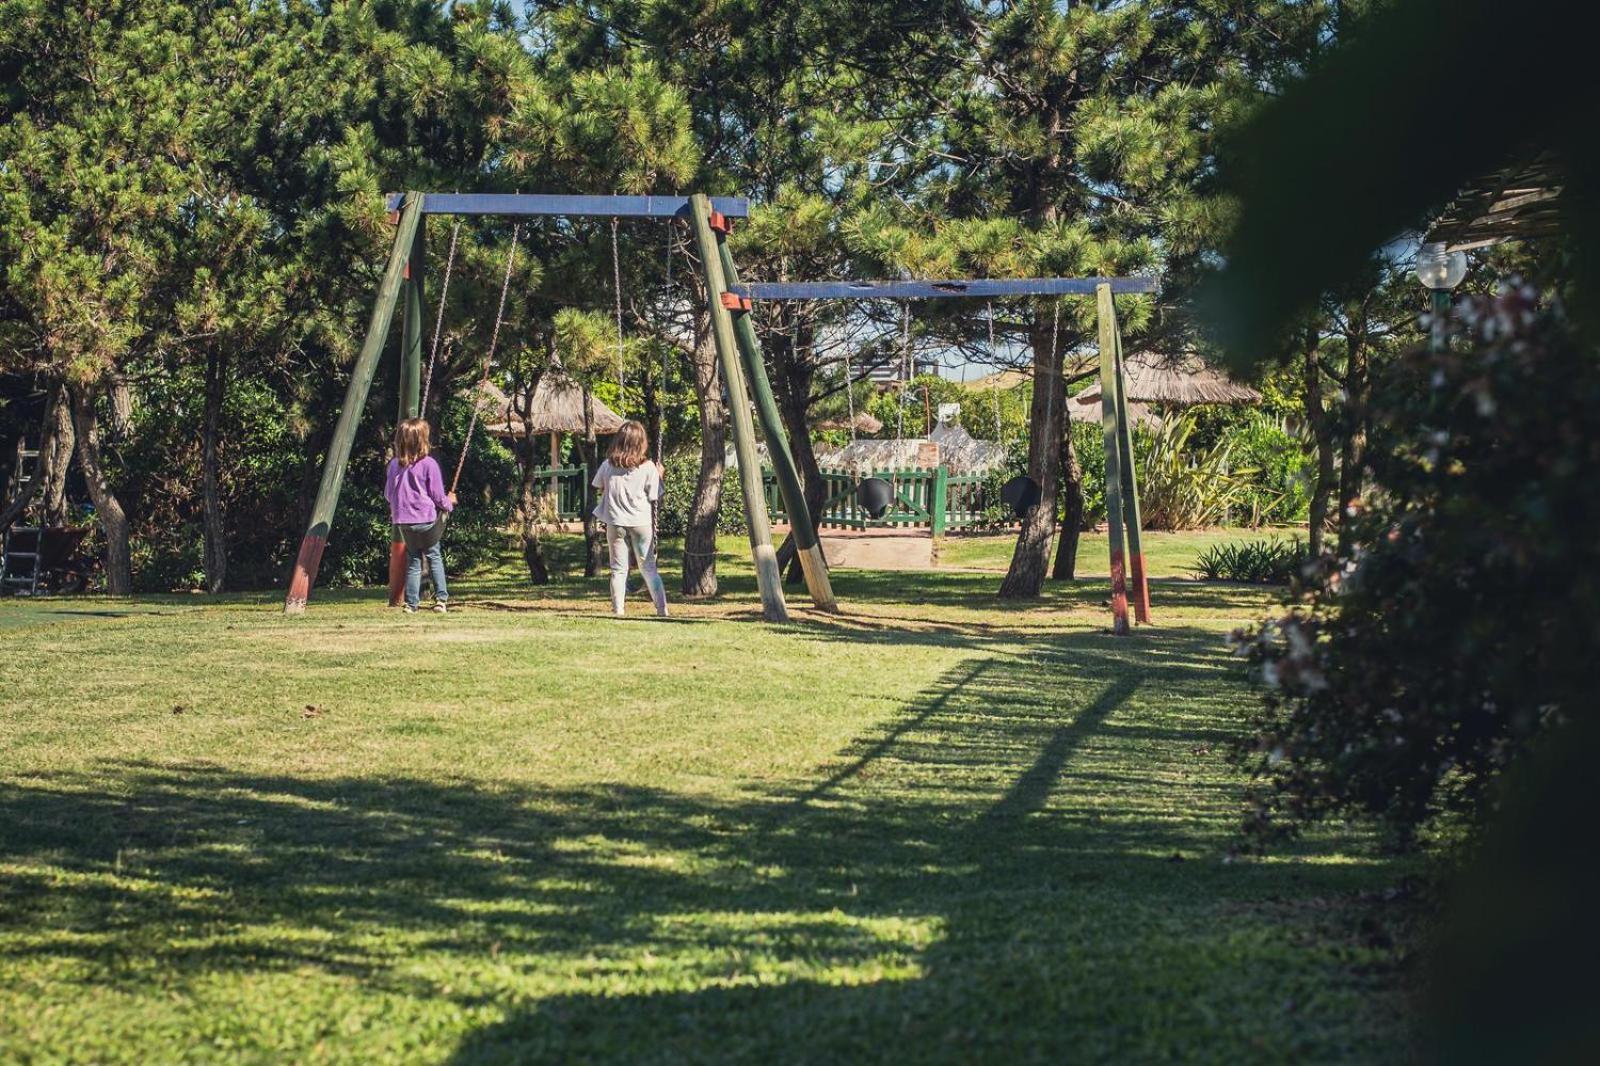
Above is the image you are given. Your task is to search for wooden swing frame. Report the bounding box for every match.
[739,275,1155,634]
[283,192,833,620]
[283,191,1150,633]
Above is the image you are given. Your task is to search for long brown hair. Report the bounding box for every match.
[394,418,431,467]
[607,420,649,470]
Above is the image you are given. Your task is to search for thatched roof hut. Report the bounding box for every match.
[815,411,884,434]
[478,379,625,439]
[1074,351,1261,408]
[1067,397,1162,428]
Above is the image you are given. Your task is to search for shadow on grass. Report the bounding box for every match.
[1,630,1404,1061]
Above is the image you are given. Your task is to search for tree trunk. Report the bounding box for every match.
[39,383,74,526]
[1,379,72,531]
[511,377,552,586]
[1050,422,1084,580]
[1000,314,1066,598]
[683,313,724,597]
[518,439,552,585]
[643,348,663,463]
[771,323,823,583]
[70,382,132,594]
[1302,324,1337,557]
[579,384,605,578]
[202,345,228,593]
[1337,316,1370,557]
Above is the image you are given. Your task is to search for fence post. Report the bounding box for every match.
[931,465,948,536]
[1096,282,1131,636]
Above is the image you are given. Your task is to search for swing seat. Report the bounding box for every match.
[857,477,895,520]
[400,515,446,553]
[1001,475,1041,518]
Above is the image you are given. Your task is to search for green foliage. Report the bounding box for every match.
[656,450,747,539]
[1136,412,1258,530]
[1223,412,1312,525]
[1189,538,1308,585]
[1230,292,1600,846]
[1073,420,1108,528]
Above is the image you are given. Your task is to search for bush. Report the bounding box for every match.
[113,374,515,592]
[1189,537,1308,584]
[1228,288,1600,848]
[1225,412,1313,525]
[1136,412,1258,530]
[657,449,748,538]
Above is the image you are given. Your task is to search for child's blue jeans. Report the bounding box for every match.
[404,529,448,608]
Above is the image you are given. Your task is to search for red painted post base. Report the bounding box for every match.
[1130,552,1151,624]
[283,534,327,614]
[387,538,407,607]
[1109,550,1130,636]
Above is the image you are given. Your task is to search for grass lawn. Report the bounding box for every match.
[936,527,1295,575]
[0,534,1412,1063]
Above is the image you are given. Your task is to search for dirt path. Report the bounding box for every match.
[820,531,934,570]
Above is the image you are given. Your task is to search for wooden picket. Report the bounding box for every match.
[764,466,1008,532]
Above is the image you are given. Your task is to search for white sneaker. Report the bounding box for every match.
[403,604,417,614]
[433,601,448,613]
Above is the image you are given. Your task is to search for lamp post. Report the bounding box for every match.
[1416,240,1467,351]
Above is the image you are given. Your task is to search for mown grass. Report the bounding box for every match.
[0,535,1413,1063]
[936,527,1294,575]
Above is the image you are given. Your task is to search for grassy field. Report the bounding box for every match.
[935,527,1294,574]
[0,534,1413,1063]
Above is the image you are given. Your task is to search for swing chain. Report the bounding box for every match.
[451,223,521,494]
[420,218,463,416]
[896,300,911,441]
[843,333,857,442]
[987,300,1003,444]
[612,216,625,395]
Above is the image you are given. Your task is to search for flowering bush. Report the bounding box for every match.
[1228,285,1600,847]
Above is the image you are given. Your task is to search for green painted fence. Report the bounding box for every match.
[531,466,587,519]
[763,466,1002,533]
[535,463,1004,531]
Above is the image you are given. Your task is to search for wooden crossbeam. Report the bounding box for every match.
[729,277,1157,301]
[382,193,750,218]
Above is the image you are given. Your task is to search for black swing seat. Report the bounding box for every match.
[856,477,895,520]
[399,515,446,553]
[1001,475,1041,518]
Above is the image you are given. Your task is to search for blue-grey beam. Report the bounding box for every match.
[383,193,750,219]
[729,276,1158,301]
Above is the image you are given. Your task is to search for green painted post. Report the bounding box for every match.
[715,233,837,611]
[390,216,427,606]
[400,217,425,419]
[1095,284,1131,635]
[931,465,949,536]
[1108,301,1151,624]
[285,192,423,613]
[687,193,788,621]
[1430,288,1451,353]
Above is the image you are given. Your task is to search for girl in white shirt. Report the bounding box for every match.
[592,420,668,617]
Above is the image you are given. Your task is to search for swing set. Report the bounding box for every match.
[283,191,1153,634]
[731,275,1157,635]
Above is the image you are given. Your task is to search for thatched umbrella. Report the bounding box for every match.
[478,378,625,470]
[1074,351,1262,408]
[1067,397,1163,428]
[816,411,884,434]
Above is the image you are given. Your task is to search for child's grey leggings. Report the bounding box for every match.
[606,524,666,615]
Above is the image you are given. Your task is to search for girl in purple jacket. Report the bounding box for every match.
[384,418,456,613]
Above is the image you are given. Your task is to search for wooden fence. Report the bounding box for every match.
[764,467,999,533]
[532,464,1004,532]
